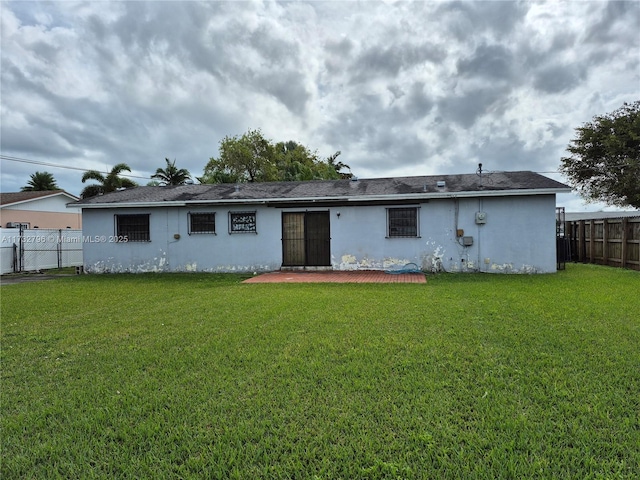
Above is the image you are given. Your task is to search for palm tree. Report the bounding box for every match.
[327,151,353,179]
[151,158,192,186]
[81,163,137,198]
[21,171,59,191]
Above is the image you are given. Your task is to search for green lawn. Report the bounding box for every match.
[1,264,638,479]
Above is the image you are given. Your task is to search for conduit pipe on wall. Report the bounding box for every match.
[478,198,483,271]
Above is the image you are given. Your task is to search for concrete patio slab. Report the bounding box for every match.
[243,270,426,284]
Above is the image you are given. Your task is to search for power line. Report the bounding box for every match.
[2,153,634,181]
[0,154,150,180]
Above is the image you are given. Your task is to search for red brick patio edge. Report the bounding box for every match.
[242,270,426,284]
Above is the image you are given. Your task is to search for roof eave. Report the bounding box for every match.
[412,187,573,199]
[4,191,79,208]
[74,187,570,209]
[268,187,572,204]
[72,201,189,209]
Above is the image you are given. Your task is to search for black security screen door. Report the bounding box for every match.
[282,211,330,266]
[305,212,331,266]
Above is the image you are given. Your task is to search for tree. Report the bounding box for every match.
[327,150,353,179]
[199,129,350,184]
[199,129,275,184]
[560,101,640,208]
[151,158,192,185]
[273,141,337,181]
[81,163,137,198]
[21,171,59,191]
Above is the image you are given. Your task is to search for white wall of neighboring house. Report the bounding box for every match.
[80,194,558,274]
[1,194,82,229]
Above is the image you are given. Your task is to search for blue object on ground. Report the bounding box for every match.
[385,263,422,274]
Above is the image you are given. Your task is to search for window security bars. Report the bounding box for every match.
[115,214,150,241]
[229,212,257,233]
[189,213,216,234]
[387,207,419,237]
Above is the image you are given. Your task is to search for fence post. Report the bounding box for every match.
[57,229,62,268]
[18,224,24,272]
[578,220,587,263]
[589,220,596,263]
[621,218,628,269]
[568,222,576,262]
[12,243,17,273]
[602,218,609,266]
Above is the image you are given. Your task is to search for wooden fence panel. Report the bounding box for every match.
[566,217,640,271]
[628,219,640,266]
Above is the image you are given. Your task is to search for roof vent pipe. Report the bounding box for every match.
[477,163,484,189]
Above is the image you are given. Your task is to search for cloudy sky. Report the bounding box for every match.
[1,0,638,211]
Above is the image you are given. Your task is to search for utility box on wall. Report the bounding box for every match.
[475,212,487,224]
[462,236,474,246]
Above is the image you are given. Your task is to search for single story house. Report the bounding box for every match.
[73,171,571,274]
[1,190,82,229]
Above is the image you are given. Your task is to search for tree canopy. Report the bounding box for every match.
[151,158,192,185]
[198,129,350,184]
[560,101,640,209]
[21,171,59,191]
[81,163,137,199]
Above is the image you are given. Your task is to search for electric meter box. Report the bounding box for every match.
[475,212,487,224]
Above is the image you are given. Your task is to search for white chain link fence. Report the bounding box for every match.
[0,227,83,274]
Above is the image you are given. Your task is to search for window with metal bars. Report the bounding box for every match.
[189,212,216,234]
[115,214,150,241]
[229,211,257,233]
[387,207,419,237]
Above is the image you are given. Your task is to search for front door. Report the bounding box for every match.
[282,211,331,267]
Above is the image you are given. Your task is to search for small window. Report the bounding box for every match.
[189,212,216,234]
[229,211,257,233]
[387,207,419,238]
[116,214,150,241]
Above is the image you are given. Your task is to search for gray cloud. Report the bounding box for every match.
[438,84,513,129]
[324,37,355,76]
[532,63,588,94]
[585,0,639,44]
[1,0,638,213]
[403,82,435,120]
[435,0,530,39]
[456,44,517,82]
[350,41,446,83]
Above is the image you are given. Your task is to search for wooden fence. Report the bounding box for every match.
[565,216,640,271]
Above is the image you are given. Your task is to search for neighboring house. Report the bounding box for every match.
[565,211,639,221]
[74,171,571,274]
[1,190,82,229]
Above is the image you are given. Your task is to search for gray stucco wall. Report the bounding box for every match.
[81,194,558,274]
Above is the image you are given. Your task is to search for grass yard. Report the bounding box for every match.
[1,264,639,479]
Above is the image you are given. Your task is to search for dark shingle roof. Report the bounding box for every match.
[75,171,570,207]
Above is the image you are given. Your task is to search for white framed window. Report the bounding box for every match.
[229,211,257,233]
[387,207,419,238]
[189,212,216,234]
